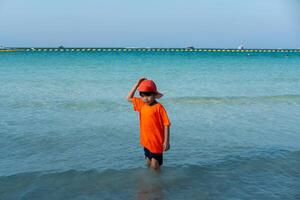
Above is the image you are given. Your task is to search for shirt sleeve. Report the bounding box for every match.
[159,105,171,126]
[132,97,144,112]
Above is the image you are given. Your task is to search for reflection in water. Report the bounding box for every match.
[136,169,164,200]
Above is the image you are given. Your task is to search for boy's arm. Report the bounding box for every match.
[126,77,146,102]
[163,125,170,151]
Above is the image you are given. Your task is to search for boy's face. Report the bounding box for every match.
[140,92,156,104]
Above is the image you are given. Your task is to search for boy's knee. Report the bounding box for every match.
[150,159,160,170]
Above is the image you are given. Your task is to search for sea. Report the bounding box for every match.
[1,50,300,200]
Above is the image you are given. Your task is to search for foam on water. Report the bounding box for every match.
[168,94,300,105]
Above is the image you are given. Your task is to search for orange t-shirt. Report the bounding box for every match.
[132,97,171,153]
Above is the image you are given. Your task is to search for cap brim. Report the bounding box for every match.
[155,92,163,99]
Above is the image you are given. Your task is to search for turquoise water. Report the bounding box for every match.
[1,52,300,199]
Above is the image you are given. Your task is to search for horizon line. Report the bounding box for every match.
[1,47,300,50]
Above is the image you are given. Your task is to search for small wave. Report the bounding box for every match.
[1,150,299,200]
[167,94,300,105]
[4,95,300,110]
[5,100,129,112]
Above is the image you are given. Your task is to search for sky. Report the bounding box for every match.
[0,0,299,48]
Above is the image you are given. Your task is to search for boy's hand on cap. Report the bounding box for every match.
[136,77,147,85]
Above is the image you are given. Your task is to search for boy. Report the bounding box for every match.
[126,77,171,170]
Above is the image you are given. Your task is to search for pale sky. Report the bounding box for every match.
[0,0,299,48]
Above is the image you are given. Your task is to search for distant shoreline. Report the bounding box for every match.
[1,47,299,53]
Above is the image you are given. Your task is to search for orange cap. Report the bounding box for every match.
[138,80,163,98]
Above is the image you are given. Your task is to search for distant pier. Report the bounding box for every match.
[1,48,299,53]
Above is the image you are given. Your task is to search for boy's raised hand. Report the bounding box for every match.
[136,77,147,86]
[126,77,147,102]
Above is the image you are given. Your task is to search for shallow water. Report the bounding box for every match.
[1,51,300,199]
[1,150,300,200]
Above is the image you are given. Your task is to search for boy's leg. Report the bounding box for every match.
[144,147,162,170]
[150,158,160,171]
[144,148,151,167]
[145,157,151,167]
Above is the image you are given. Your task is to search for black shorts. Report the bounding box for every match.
[144,147,163,166]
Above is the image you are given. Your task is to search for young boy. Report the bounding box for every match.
[126,77,171,170]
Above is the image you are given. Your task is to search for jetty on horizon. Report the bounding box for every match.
[0,46,300,53]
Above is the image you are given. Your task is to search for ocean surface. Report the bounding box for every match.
[0,51,300,200]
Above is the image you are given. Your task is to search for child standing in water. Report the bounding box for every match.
[126,77,171,170]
